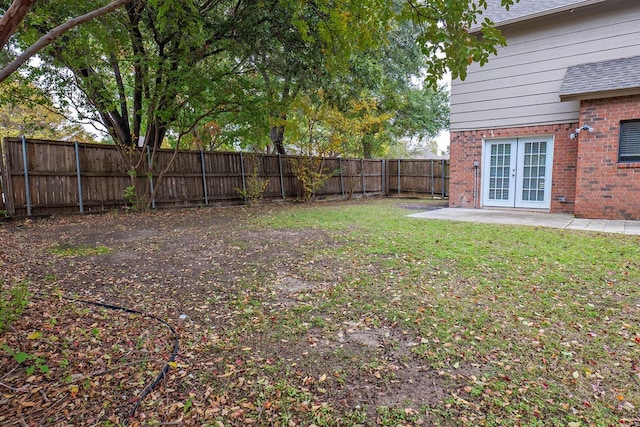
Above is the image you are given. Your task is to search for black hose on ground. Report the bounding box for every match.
[33,291,179,422]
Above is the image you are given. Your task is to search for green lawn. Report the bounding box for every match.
[244,200,640,426]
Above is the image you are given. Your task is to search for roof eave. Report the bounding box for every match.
[470,0,609,34]
[559,87,640,101]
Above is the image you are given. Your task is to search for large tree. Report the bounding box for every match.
[8,0,277,148]
[229,0,393,155]
[291,13,449,159]
[3,0,516,151]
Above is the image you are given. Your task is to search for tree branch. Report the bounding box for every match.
[0,0,132,83]
[0,0,37,50]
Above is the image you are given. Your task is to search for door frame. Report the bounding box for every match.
[481,135,554,210]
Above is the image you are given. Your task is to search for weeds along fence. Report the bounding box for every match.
[0,137,449,217]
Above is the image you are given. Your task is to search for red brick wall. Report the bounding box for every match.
[450,124,578,213]
[575,95,640,219]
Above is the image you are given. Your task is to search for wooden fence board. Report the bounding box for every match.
[0,137,448,217]
[0,139,7,214]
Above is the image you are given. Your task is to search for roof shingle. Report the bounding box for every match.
[559,56,640,99]
[472,0,606,29]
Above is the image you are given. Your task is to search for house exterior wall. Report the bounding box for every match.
[575,95,640,219]
[450,124,577,212]
[450,0,640,132]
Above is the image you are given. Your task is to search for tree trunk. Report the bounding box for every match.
[270,115,286,155]
[362,135,373,159]
[268,78,291,155]
[146,120,167,148]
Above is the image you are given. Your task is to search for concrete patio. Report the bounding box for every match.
[409,208,640,235]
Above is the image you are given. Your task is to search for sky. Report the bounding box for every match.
[435,72,451,154]
[435,130,450,154]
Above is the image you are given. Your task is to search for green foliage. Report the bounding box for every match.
[0,280,30,333]
[290,157,335,201]
[1,344,50,376]
[0,81,96,142]
[123,185,138,209]
[122,169,148,210]
[403,0,518,88]
[5,0,507,158]
[235,155,269,206]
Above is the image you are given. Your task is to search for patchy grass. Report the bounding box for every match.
[252,201,640,425]
[1,199,639,426]
[0,280,30,332]
[49,243,112,257]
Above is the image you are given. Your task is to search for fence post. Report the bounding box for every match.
[146,146,156,209]
[430,160,435,196]
[21,136,32,216]
[200,150,209,205]
[1,139,14,216]
[240,152,247,202]
[361,159,365,195]
[74,142,84,213]
[397,159,401,196]
[339,158,344,197]
[441,159,445,198]
[278,154,285,199]
[380,159,385,195]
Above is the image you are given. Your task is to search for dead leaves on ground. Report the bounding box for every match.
[0,295,176,426]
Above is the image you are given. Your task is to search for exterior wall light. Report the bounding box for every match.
[569,124,595,139]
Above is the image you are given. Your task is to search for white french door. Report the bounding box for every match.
[482,137,553,209]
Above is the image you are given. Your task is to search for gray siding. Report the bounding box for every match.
[450,0,640,131]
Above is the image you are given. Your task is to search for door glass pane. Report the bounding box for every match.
[488,143,511,201]
[521,141,546,202]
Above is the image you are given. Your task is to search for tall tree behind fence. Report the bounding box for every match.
[0,137,449,217]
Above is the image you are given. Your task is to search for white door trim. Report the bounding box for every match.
[482,136,554,209]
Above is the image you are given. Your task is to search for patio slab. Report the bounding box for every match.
[409,208,640,235]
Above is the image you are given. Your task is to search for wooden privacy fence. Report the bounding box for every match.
[0,137,449,217]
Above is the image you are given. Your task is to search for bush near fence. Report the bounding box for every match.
[0,137,449,217]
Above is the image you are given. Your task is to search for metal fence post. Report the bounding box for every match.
[361,159,365,195]
[240,152,247,202]
[381,159,385,195]
[74,142,84,213]
[339,158,344,197]
[146,146,156,209]
[441,159,445,197]
[200,150,209,205]
[278,154,285,199]
[397,159,401,196]
[21,136,32,216]
[431,160,435,196]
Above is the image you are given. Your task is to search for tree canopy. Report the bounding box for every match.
[0,0,517,156]
[0,81,96,141]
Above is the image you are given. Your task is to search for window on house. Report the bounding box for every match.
[619,120,640,162]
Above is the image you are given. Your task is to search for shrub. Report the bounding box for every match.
[236,155,269,206]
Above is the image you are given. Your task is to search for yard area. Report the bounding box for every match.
[1,199,639,426]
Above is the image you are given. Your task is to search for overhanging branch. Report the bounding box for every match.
[0,0,132,83]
